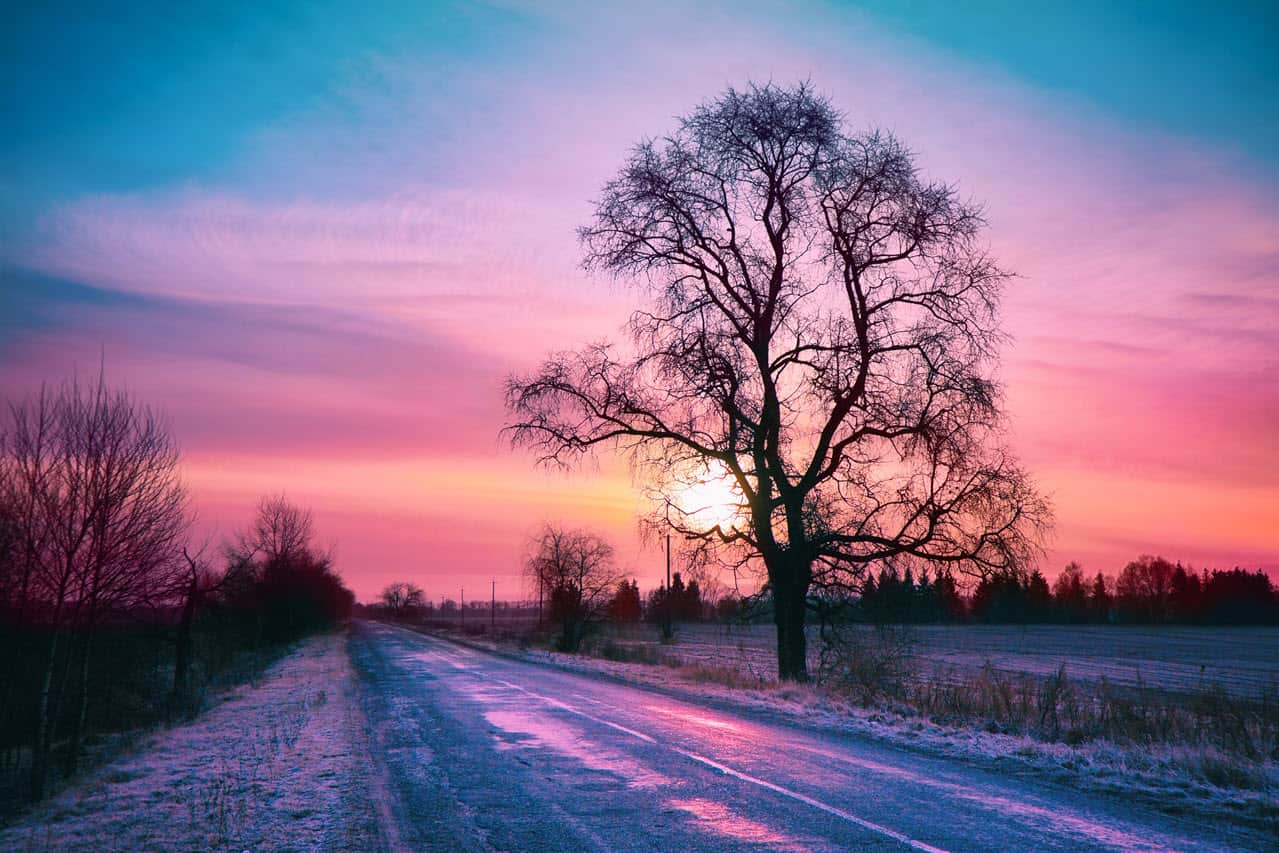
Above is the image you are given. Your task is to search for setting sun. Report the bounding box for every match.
[673,471,746,533]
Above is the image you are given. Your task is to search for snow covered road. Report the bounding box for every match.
[352,622,1269,852]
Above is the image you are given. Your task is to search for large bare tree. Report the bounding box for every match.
[507,83,1050,681]
[1,373,188,794]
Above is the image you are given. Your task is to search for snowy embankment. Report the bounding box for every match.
[0,632,386,852]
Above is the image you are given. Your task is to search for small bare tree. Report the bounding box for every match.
[380,581,425,619]
[245,493,314,564]
[507,83,1050,680]
[524,524,623,652]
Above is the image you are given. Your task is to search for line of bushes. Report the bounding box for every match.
[0,374,354,811]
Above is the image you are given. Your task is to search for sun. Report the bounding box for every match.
[674,472,746,532]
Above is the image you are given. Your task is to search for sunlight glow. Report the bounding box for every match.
[673,471,746,533]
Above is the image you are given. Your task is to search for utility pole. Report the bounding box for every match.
[662,530,673,641]
[667,531,672,588]
[491,577,496,632]
[460,587,464,630]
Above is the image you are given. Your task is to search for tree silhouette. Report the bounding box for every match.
[1,375,189,795]
[524,524,622,652]
[1116,555,1176,623]
[608,579,642,622]
[223,495,351,644]
[1202,568,1275,624]
[647,571,706,623]
[507,83,1049,680]
[244,493,313,564]
[1026,569,1052,622]
[1052,561,1088,623]
[380,581,426,619]
[1089,572,1112,623]
[1168,563,1203,623]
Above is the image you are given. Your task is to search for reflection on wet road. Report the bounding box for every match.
[351,622,1263,852]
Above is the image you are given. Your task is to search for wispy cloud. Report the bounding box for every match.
[2,1,1275,592]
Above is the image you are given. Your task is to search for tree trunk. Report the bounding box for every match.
[65,630,92,774]
[30,628,61,800]
[772,566,810,682]
[560,617,580,652]
[172,578,197,710]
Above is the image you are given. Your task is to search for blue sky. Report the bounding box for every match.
[2,1,542,223]
[850,1,1277,164]
[4,1,1275,211]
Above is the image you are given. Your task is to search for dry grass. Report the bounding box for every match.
[907,663,1278,775]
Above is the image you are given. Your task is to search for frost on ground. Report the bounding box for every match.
[0,632,385,852]
[429,629,1279,834]
[601,623,1279,699]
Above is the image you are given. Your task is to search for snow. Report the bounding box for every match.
[7,621,1273,848]
[503,639,1279,832]
[609,623,1279,699]
[0,632,385,852]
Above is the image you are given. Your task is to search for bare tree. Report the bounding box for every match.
[0,446,30,767]
[2,373,188,795]
[507,83,1050,680]
[225,493,347,643]
[524,524,623,652]
[245,493,314,564]
[380,581,425,619]
[0,387,59,631]
[0,471,23,611]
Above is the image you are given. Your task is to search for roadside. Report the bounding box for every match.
[0,631,387,852]
[401,622,1279,835]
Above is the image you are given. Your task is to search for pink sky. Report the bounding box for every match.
[2,3,1276,600]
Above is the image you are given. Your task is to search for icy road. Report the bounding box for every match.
[351,622,1266,852]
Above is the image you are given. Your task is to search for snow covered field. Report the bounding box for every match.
[0,633,386,852]
[598,623,1279,699]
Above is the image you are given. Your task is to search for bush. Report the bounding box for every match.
[816,623,916,700]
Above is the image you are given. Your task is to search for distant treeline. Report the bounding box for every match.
[373,555,1277,633]
[850,556,1277,626]
[630,557,1278,627]
[364,573,714,625]
[1,377,353,806]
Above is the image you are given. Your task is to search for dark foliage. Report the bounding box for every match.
[859,566,964,623]
[848,555,1276,625]
[525,524,621,652]
[646,571,705,623]
[0,484,352,811]
[608,579,642,623]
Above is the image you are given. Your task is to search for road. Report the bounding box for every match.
[350,621,1267,852]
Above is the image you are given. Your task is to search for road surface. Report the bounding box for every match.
[350,621,1269,851]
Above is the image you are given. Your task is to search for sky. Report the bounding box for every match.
[2,1,1276,601]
